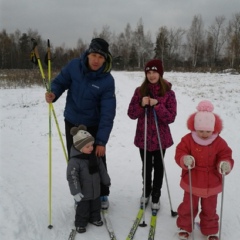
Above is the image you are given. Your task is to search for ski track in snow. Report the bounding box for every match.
[1,72,240,239]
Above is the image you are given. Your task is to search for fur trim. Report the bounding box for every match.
[187,113,196,131]
[213,113,223,133]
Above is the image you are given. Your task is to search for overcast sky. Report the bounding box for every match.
[1,0,239,49]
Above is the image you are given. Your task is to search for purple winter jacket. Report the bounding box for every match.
[127,82,177,151]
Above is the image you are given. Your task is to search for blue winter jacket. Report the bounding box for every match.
[51,51,116,146]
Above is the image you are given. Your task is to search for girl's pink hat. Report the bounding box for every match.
[187,100,223,133]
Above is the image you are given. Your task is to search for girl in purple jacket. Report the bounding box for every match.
[127,59,177,210]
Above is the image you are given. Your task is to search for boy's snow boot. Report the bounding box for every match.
[100,196,109,209]
[178,229,190,239]
[90,220,103,226]
[76,226,86,233]
[207,235,219,240]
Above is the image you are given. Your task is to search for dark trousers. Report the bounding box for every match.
[139,148,165,198]
[75,197,101,227]
[65,119,109,196]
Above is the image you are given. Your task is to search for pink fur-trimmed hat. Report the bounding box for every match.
[187,100,223,133]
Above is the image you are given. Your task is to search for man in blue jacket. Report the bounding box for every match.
[45,38,116,208]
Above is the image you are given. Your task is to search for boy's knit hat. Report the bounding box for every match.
[87,38,110,59]
[145,59,164,77]
[70,125,94,152]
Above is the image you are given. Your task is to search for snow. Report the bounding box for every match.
[1,71,240,240]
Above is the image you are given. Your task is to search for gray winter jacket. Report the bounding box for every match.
[67,147,111,201]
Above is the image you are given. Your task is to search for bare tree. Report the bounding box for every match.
[155,27,185,69]
[207,15,227,67]
[111,23,133,68]
[111,32,126,69]
[121,23,133,69]
[167,28,185,66]
[128,43,138,70]
[1,12,239,72]
[155,26,169,62]
[0,29,12,68]
[225,12,240,68]
[76,38,87,53]
[132,18,145,68]
[187,15,205,67]
[93,25,112,43]
[131,18,154,68]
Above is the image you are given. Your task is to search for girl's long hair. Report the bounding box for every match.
[139,76,171,97]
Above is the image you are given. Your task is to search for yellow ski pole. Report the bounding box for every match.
[46,39,53,229]
[30,38,68,229]
[31,38,53,228]
[31,39,68,162]
[45,42,68,162]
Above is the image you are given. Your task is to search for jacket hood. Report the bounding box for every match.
[70,146,82,159]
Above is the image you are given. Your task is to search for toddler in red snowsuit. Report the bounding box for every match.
[175,100,234,240]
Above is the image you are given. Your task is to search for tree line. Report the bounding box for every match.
[1,13,240,72]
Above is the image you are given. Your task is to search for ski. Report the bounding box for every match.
[147,209,158,240]
[102,209,117,240]
[126,206,145,240]
[68,228,77,240]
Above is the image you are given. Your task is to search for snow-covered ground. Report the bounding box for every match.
[1,71,239,239]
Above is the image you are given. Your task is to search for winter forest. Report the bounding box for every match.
[1,4,240,238]
[1,13,240,72]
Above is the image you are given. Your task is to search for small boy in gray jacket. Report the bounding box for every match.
[67,125,111,233]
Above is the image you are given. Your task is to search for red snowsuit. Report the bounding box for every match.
[175,132,234,236]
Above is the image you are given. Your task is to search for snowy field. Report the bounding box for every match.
[0,71,240,239]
